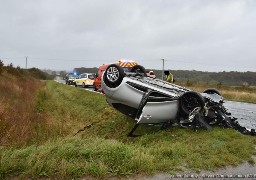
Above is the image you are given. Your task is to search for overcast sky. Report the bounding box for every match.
[1,0,256,72]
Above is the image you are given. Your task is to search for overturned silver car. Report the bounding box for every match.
[102,64,255,136]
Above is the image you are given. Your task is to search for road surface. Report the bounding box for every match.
[225,101,256,130]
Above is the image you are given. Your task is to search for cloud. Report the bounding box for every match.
[0,0,256,71]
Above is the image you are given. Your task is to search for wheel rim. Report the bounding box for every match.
[106,67,119,82]
[182,96,200,112]
[181,93,204,114]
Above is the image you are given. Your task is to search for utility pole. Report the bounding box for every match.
[25,56,28,69]
[161,59,165,80]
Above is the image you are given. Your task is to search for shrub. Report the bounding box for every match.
[26,68,54,80]
[5,63,22,76]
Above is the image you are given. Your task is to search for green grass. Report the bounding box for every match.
[0,81,256,179]
[1,129,255,179]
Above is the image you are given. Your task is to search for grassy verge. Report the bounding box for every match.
[1,129,255,179]
[0,81,256,179]
[0,74,47,146]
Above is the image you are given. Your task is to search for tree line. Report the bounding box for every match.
[71,67,256,86]
[2,59,253,86]
[0,60,55,80]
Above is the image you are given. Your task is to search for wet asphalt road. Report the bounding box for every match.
[225,101,256,130]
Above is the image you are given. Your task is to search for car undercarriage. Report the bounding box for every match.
[101,64,256,137]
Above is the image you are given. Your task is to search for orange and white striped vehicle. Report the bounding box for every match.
[93,59,138,91]
[74,73,94,88]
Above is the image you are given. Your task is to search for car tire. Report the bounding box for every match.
[82,82,86,88]
[103,64,125,88]
[179,91,205,115]
[203,88,221,96]
[74,82,77,87]
[130,65,147,76]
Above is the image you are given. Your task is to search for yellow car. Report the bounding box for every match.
[74,73,94,88]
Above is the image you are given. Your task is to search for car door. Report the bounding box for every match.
[76,75,82,85]
[80,74,86,85]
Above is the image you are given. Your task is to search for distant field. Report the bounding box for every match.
[178,83,256,104]
[0,80,255,179]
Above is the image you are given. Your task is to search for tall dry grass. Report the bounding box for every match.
[178,83,256,103]
[0,75,46,146]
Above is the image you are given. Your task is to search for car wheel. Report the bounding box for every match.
[103,64,125,88]
[82,82,86,88]
[203,88,221,96]
[74,82,77,87]
[130,65,147,76]
[180,91,205,115]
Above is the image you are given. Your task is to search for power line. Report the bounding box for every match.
[30,58,93,61]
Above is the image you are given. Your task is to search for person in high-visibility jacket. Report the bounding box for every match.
[164,70,174,83]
